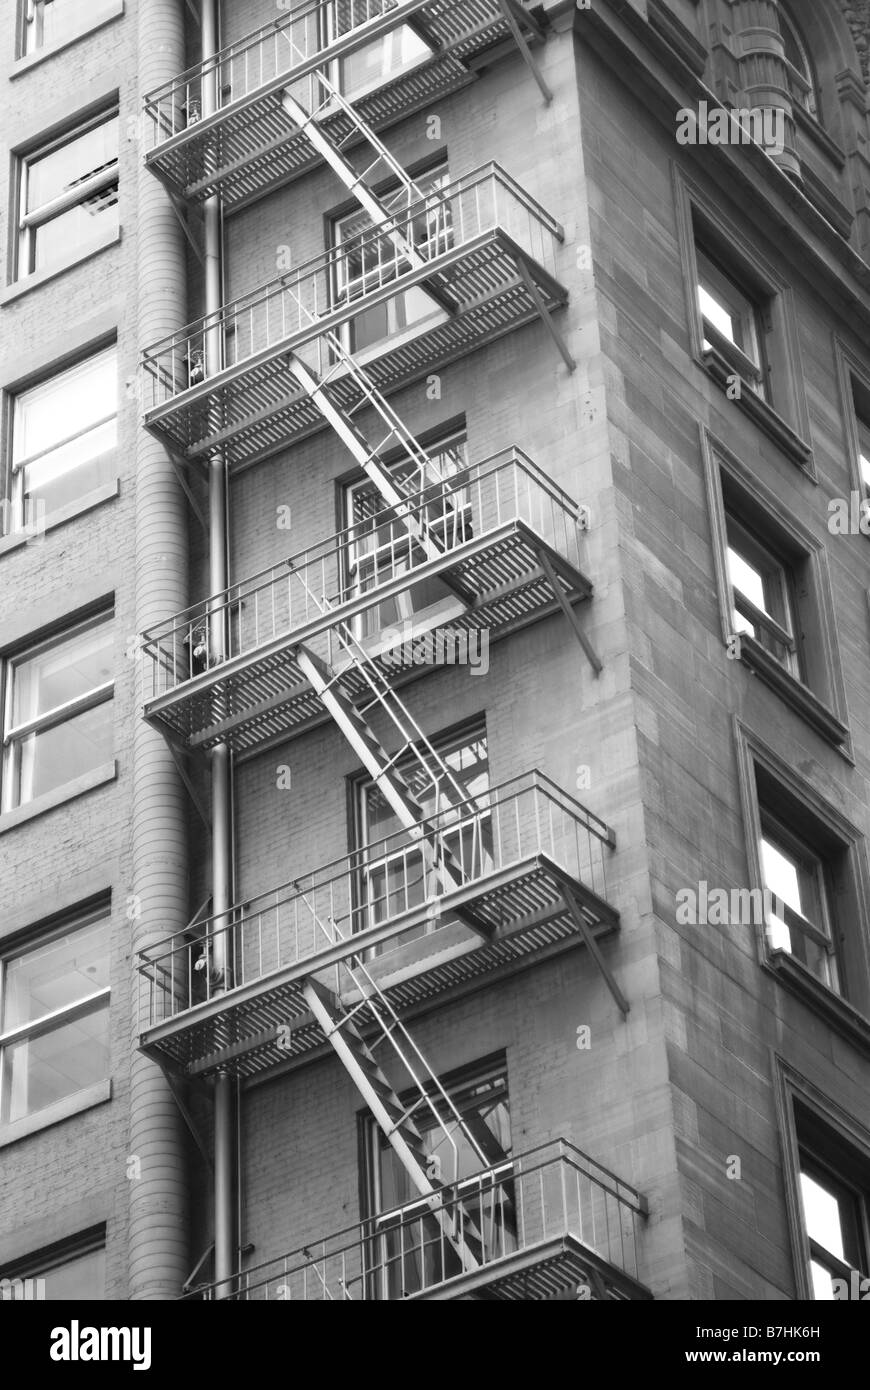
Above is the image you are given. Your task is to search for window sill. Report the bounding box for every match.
[0,760,117,835]
[0,1079,112,1149]
[0,227,121,306]
[767,951,870,1057]
[0,479,119,558]
[700,346,813,472]
[798,162,853,242]
[737,633,850,750]
[8,3,124,78]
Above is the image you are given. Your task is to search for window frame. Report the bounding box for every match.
[760,810,841,994]
[331,160,452,357]
[726,514,802,680]
[775,1063,870,1302]
[674,173,813,470]
[833,339,870,528]
[696,245,767,397]
[7,342,118,533]
[702,431,849,749]
[342,426,470,639]
[735,724,870,1044]
[779,7,820,122]
[0,608,115,814]
[349,718,491,945]
[16,107,119,282]
[0,903,111,1134]
[0,1226,106,1300]
[360,1055,513,1300]
[322,2,435,103]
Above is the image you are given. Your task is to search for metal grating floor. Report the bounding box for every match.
[147,0,540,207]
[139,859,618,1081]
[144,242,568,468]
[414,1236,653,1301]
[144,525,591,755]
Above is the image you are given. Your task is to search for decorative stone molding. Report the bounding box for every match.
[726,0,800,177]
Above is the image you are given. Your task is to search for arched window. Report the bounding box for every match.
[779,7,820,120]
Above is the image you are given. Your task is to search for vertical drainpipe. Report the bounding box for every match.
[201,0,237,1296]
[130,0,190,1299]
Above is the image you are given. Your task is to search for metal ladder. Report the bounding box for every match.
[293,606,484,908]
[278,32,456,314]
[298,899,493,1286]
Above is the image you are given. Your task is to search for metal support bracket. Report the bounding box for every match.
[496,0,552,103]
[562,887,629,1018]
[537,548,602,675]
[514,257,576,372]
[169,451,208,533]
[169,193,205,267]
[170,743,212,831]
[166,1070,215,1172]
[182,1244,215,1296]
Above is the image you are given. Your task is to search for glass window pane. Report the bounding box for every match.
[10,699,113,806]
[41,1248,106,1300]
[32,194,119,272]
[13,348,117,468]
[698,283,738,345]
[697,251,760,370]
[11,623,113,727]
[801,1170,846,1259]
[23,424,117,517]
[809,1259,836,1300]
[1,1002,109,1122]
[26,118,119,215]
[3,919,110,1031]
[762,829,836,989]
[24,0,88,55]
[375,1071,513,1297]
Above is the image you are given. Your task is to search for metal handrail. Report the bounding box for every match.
[137,770,615,1028]
[143,0,527,149]
[182,1139,648,1300]
[140,164,563,408]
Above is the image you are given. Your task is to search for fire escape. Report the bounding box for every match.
[137,0,650,1302]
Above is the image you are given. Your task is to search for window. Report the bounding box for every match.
[1,1230,106,1299]
[856,410,870,500]
[1,610,114,812]
[746,749,870,1022]
[344,429,470,637]
[354,723,491,947]
[779,8,819,120]
[20,0,78,56]
[705,444,848,746]
[17,110,119,279]
[8,346,117,528]
[696,245,767,397]
[726,515,801,678]
[333,164,452,355]
[326,1,433,100]
[761,813,840,993]
[0,907,110,1128]
[794,1108,869,1300]
[365,1061,514,1298]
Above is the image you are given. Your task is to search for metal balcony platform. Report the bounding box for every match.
[144,0,546,209]
[184,1140,651,1301]
[413,1233,653,1300]
[140,448,592,759]
[137,774,619,1082]
[141,166,570,470]
[143,531,590,758]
